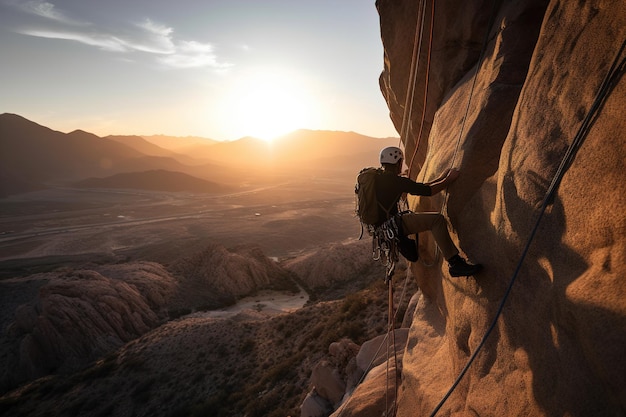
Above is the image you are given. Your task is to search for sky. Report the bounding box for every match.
[0,0,399,141]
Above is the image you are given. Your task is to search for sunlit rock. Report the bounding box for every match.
[364,0,626,416]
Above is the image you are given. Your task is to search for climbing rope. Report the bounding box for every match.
[407,0,436,179]
[440,0,495,214]
[382,3,432,412]
[332,271,412,417]
[429,37,626,417]
[399,0,429,149]
[384,248,415,417]
[415,0,499,268]
[385,277,398,416]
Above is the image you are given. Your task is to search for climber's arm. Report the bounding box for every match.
[426,168,460,195]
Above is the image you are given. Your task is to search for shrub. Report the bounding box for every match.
[131,377,156,403]
[239,338,256,354]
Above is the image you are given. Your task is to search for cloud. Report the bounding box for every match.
[159,40,232,69]
[19,28,129,52]
[13,0,87,25]
[132,18,175,54]
[9,2,229,70]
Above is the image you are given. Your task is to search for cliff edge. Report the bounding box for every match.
[343,1,625,416]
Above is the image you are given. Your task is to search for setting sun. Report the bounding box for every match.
[222,69,317,142]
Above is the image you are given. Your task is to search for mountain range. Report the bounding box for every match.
[0,113,398,197]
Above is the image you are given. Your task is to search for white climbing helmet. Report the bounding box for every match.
[379,146,404,165]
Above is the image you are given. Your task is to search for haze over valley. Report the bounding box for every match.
[0,113,402,416]
[0,113,398,264]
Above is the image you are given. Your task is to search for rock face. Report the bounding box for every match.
[342,0,626,416]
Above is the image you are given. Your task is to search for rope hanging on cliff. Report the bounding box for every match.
[429,37,626,417]
[374,2,431,415]
[332,271,412,417]
[399,0,430,152]
[383,2,434,415]
[414,0,498,269]
[406,0,435,179]
[385,277,398,416]
[440,2,496,213]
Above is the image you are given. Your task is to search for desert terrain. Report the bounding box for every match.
[0,177,360,272]
[0,115,412,416]
[0,162,407,417]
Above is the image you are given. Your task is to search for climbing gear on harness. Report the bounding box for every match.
[372,215,401,281]
[369,210,420,280]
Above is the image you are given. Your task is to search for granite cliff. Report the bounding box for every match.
[336,0,626,416]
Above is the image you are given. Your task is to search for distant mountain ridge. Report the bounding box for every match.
[0,113,399,197]
[106,135,202,166]
[75,170,231,193]
[0,114,225,196]
[141,134,219,151]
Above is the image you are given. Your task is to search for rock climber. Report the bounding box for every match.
[376,146,482,277]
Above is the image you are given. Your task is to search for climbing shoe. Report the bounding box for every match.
[448,255,483,277]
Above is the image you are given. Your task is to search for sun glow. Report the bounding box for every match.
[222,69,317,142]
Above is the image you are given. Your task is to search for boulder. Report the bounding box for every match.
[311,360,346,406]
[171,243,296,308]
[301,389,333,417]
[356,329,408,373]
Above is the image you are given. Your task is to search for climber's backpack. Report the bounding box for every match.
[355,167,384,226]
[355,167,419,263]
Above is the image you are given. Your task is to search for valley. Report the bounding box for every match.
[0,116,403,416]
[0,177,360,269]
[0,173,398,417]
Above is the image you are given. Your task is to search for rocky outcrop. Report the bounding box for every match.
[0,275,391,417]
[171,243,298,307]
[341,0,626,416]
[283,240,385,290]
[302,337,407,417]
[1,262,176,392]
[0,244,299,395]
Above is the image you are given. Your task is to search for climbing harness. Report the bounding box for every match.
[371,215,401,281]
[428,38,626,417]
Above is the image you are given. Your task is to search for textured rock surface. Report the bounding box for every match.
[0,244,298,394]
[341,0,626,416]
[0,282,391,417]
[170,243,297,307]
[1,263,176,392]
[283,240,384,290]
